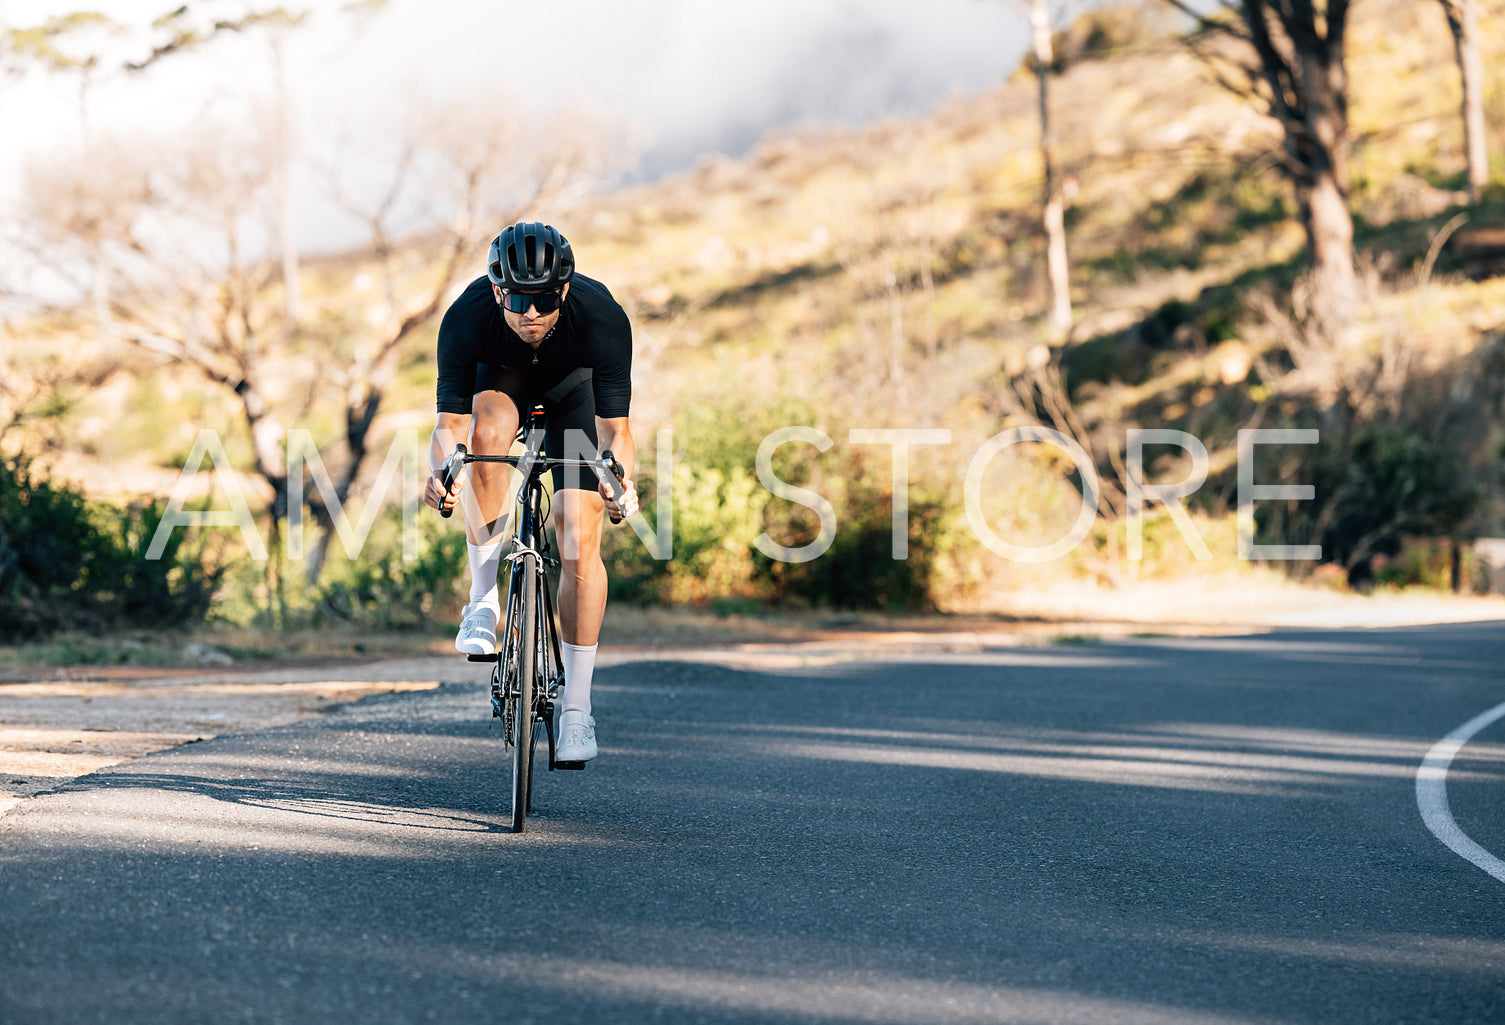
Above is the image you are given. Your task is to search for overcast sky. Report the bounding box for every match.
[1,0,1034,252]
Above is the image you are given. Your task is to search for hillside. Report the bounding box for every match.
[567,0,1505,596]
[7,0,1505,622]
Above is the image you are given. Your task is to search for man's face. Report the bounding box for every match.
[494,282,568,346]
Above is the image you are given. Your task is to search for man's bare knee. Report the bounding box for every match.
[473,392,518,442]
[559,553,605,584]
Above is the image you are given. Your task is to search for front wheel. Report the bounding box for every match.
[510,558,538,833]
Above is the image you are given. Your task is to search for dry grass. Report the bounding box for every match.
[6,0,1505,624]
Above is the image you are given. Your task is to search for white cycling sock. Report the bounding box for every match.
[559,641,597,715]
[467,540,503,613]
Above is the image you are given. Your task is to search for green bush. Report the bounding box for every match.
[764,478,956,611]
[1372,537,1470,591]
[0,455,222,640]
[602,398,982,611]
[603,459,768,605]
[1257,425,1481,585]
[311,510,469,631]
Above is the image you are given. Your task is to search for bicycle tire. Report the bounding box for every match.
[524,571,544,818]
[510,557,537,833]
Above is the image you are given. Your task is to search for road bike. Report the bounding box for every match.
[438,404,625,833]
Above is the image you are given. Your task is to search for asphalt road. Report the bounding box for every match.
[2,623,1504,1024]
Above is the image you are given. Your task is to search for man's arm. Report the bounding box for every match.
[425,412,471,513]
[595,416,634,480]
[595,415,638,519]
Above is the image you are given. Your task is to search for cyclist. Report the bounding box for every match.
[422,221,639,763]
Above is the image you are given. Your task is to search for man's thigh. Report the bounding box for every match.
[472,364,526,448]
[542,381,600,493]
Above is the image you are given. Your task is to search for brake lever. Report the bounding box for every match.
[599,449,626,524]
[438,444,467,519]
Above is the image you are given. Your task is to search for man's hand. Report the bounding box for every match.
[425,468,466,515]
[599,477,638,521]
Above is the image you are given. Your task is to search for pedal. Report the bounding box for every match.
[467,653,500,662]
[552,760,587,770]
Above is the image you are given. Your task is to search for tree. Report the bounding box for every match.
[20,98,619,591]
[3,5,302,130]
[3,11,123,135]
[1437,0,1489,201]
[79,123,295,530]
[4,5,310,339]
[18,133,153,337]
[1029,0,1074,340]
[1165,1,1357,340]
[128,5,310,323]
[0,347,119,452]
[124,3,306,71]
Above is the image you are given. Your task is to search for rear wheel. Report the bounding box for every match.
[510,559,537,833]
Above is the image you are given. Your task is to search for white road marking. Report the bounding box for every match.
[1416,700,1505,884]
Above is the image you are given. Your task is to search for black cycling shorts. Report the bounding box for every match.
[474,365,602,493]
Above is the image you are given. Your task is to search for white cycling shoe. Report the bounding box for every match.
[454,603,498,655]
[555,709,598,762]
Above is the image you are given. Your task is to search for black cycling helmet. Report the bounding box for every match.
[487,221,575,290]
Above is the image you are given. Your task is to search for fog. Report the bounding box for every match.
[1,0,1031,254]
[284,0,1030,178]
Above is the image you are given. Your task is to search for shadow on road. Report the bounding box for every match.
[86,769,511,835]
[2,622,1504,1024]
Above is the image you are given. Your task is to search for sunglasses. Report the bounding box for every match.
[500,289,564,315]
